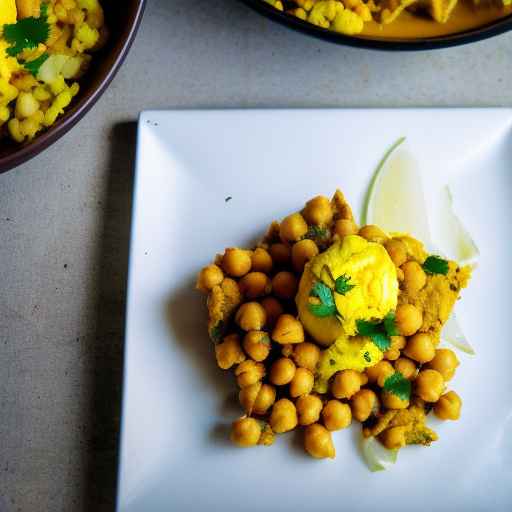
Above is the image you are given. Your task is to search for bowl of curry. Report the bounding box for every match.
[241,0,512,49]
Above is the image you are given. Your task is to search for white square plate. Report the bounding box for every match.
[118,109,512,512]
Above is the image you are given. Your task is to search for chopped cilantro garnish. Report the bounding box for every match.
[23,52,49,76]
[356,317,393,351]
[306,225,328,240]
[3,4,50,57]
[383,312,399,337]
[363,351,371,363]
[383,372,411,401]
[308,281,336,317]
[209,321,225,343]
[334,274,355,295]
[422,255,449,276]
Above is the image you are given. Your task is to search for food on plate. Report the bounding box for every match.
[197,154,474,468]
[262,0,512,39]
[0,0,107,144]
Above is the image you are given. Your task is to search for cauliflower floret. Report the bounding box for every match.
[332,9,365,36]
[308,1,345,28]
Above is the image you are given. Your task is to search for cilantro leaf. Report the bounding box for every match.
[308,281,336,317]
[383,372,411,401]
[370,332,391,351]
[3,4,50,57]
[334,274,355,295]
[356,319,380,337]
[306,225,328,240]
[23,52,49,76]
[356,318,391,351]
[422,255,449,276]
[383,312,399,337]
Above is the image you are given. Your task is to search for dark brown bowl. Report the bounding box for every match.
[241,0,512,51]
[0,0,146,174]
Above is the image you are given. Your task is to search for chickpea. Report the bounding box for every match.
[426,348,459,381]
[390,335,406,351]
[238,272,271,299]
[404,333,435,363]
[222,248,252,277]
[269,243,291,266]
[290,367,314,398]
[253,384,277,415]
[414,369,444,402]
[384,239,407,267]
[303,196,333,226]
[270,398,298,433]
[394,357,417,380]
[358,225,388,244]
[334,218,358,238]
[235,302,267,331]
[351,389,379,422]
[434,391,462,420]
[261,297,284,327]
[296,394,323,426]
[365,361,394,387]
[281,344,294,357]
[379,426,408,449]
[272,314,305,344]
[279,213,308,242]
[235,360,266,388]
[304,424,335,459]
[215,334,245,370]
[381,391,409,410]
[196,264,223,292]
[384,348,400,361]
[251,247,273,274]
[395,304,423,336]
[239,382,262,414]
[401,261,427,294]
[291,239,319,273]
[230,417,261,447]
[243,330,271,362]
[292,342,320,372]
[331,369,362,399]
[272,271,298,300]
[269,357,296,385]
[396,268,405,281]
[322,400,352,431]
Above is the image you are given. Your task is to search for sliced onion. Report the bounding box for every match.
[442,312,475,355]
[361,436,398,472]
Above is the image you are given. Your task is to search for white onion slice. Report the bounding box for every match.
[442,312,475,355]
[361,436,398,472]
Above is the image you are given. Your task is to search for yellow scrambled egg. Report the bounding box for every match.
[0,0,17,25]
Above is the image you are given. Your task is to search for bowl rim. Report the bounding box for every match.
[0,0,147,174]
[240,0,512,51]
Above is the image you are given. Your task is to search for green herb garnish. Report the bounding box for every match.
[209,321,225,343]
[23,52,49,76]
[308,281,336,317]
[306,225,328,240]
[363,351,371,363]
[356,316,396,352]
[335,274,355,295]
[422,255,449,276]
[383,312,399,337]
[383,372,411,401]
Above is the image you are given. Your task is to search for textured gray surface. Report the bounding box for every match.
[0,1,511,511]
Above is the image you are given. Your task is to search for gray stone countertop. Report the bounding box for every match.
[0,0,510,510]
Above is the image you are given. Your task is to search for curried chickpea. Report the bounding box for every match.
[239,382,262,414]
[215,334,245,370]
[251,247,273,274]
[395,304,423,336]
[290,367,314,398]
[384,348,400,361]
[292,342,320,372]
[322,400,352,431]
[401,261,427,294]
[303,196,333,226]
[230,417,261,447]
[414,369,444,402]
[235,302,267,331]
[243,330,271,362]
[269,243,291,266]
[235,360,266,388]
[222,248,252,277]
[396,267,405,281]
[381,390,409,410]
[272,314,305,344]
[269,357,296,385]
[351,389,379,422]
[304,424,335,459]
[334,218,358,238]
[384,239,407,267]
[426,348,459,381]
[270,398,298,433]
[280,213,308,242]
[331,369,362,399]
[253,384,277,415]
[260,296,284,328]
[365,361,394,387]
[394,357,417,380]
[272,271,298,300]
[358,225,388,244]
[296,394,323,426]
[404,333,435,363]
[238,272,271,299]
[196,264,224,292]
[379,426,408,449]
[291,239,319,273]
[434,391,462,420]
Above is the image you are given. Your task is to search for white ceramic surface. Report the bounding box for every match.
[118,109,512,512]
